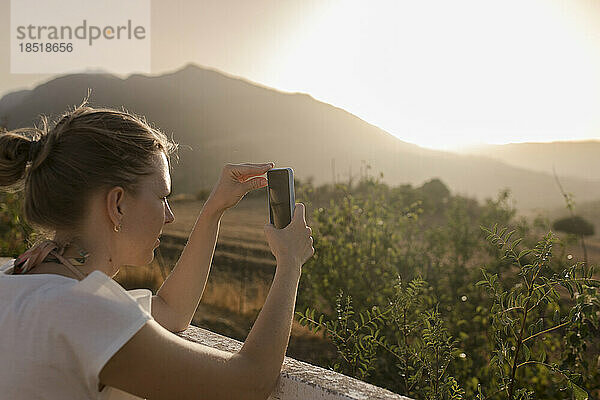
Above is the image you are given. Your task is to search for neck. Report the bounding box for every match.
[51,234,120,278]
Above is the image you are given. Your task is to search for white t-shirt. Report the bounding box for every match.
[0,258,154,399]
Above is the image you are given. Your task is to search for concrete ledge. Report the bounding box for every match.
[176,325,410,400]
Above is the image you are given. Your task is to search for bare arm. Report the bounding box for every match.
[238,259,301,392]
[153,162,273,332]
[237,203,313,393]
[154,201,223,332]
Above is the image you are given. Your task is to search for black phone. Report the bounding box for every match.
[267,168,295,229]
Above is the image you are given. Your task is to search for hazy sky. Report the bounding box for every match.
[1,0,599,150]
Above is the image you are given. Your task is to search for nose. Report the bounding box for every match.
[164,202,175,224]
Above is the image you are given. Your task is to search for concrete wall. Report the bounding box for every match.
[177,326,410,400]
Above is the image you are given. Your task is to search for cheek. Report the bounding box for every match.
[129,202,163,235]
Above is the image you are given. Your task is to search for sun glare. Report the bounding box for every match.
[264,0,600,151]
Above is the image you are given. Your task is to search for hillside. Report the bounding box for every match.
[1,63,599,210]
[458,141,600,182]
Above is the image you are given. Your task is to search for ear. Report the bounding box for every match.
[106,186,125,227]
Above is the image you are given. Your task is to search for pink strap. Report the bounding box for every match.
[13,240,87,280]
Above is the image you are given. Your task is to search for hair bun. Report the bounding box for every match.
[28,139,42,162]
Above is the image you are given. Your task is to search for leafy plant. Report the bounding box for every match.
[296,290,387,380]
[294,174,600,399]
[0,191,34,256]
[477,225,600,399]
[297,277,465,399]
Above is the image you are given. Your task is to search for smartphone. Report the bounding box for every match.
[267,168,295,229]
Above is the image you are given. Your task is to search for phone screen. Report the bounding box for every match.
[268,169,292,229]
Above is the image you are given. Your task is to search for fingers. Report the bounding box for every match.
[244,176,268,192]
[303,235,315,264]
[228,162,274,169]
[228,162,274,180]
[298,206,313,263]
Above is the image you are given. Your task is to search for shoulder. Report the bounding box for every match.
[79,271,152,315]
[22,270,152,346]
[39,272,154,395]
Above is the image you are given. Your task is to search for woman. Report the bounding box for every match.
[0,100,314,400]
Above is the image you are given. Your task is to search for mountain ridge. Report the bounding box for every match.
[459,141,600,182]
[1,63,598,210]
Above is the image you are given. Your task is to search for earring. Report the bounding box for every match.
[113,222,122,232]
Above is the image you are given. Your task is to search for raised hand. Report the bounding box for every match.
[263,203,314,268]
[205,162,274,213]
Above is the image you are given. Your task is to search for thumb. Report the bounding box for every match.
[292,203,305,223]
[264,223,275,234]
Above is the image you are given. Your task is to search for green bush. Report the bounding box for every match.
[296,175,600,399]
[0,191,35,256]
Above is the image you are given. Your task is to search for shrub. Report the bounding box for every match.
[296,176,600,399]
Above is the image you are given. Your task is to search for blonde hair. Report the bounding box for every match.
[0,96,179,235]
